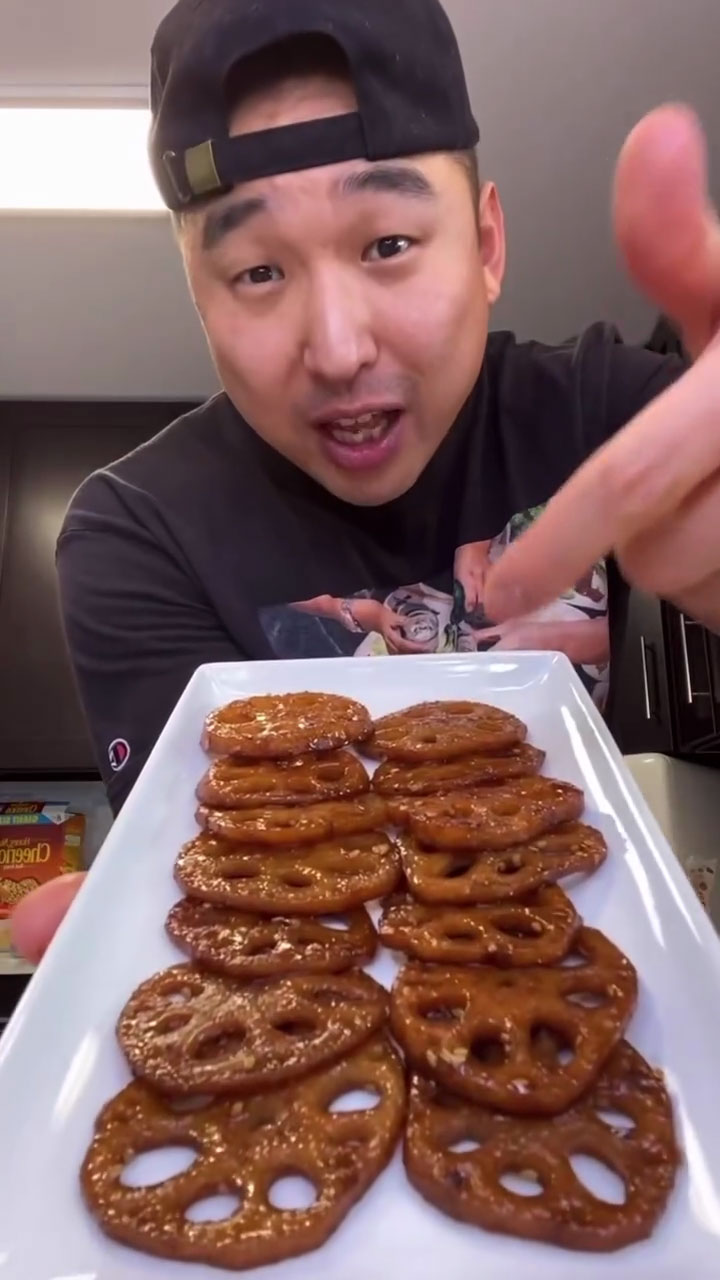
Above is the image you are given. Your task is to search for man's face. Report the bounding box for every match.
[181,73,506,505]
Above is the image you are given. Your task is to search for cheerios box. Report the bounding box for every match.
[0,802,85,974]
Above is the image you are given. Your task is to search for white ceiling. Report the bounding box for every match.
[1,0,720,398]
[0,0,166,96]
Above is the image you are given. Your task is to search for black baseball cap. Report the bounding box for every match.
[149,0,479,211]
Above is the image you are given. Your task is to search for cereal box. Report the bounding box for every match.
[0,802,85,975]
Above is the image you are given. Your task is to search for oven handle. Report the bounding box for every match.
[640,636,653,720]
[679,614,711,706]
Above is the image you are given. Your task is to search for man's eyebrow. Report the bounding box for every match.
[200,164,435,250]
[201,196,267,252]
[338,165,437,200]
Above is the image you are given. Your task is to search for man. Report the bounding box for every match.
[12,0,720,962]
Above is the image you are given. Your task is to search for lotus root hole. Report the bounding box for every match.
[186,1192,244,1222]
[570,1154,627,1205]
[448,1137,483,1153]
[194,1029,248,1061]
[470,1036,507,1066]
[500,1168,544,1198]
[596,1108,636,1134]
[122,1146,197,1188]
[494,916,545,939]
[154,1011,193,1035]
[328,1086,381,1113]
[443,860,475,880]
[421,1003,465,1023]
[167,1095,214,1113]
[530,1023,575,1066]
[273,1018,318,1037]
[322,916,351,932]
[165,980,204,1004]
[496,859,524,877]
[268,1174,318,1211]
[566,990,609,1009]
[311,986,348,1002]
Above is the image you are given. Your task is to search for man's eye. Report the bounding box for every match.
[363,235,415,263]
[234,264,284,286]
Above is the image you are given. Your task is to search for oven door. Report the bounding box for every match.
[666,608,719,751]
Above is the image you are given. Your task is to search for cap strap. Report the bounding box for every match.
[163,112,368,206]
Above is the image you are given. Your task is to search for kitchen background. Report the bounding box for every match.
[0,0,719,1012]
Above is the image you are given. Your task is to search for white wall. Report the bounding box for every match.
[452,0,720,344]
[0,214,217,399]
[1,0,719,398]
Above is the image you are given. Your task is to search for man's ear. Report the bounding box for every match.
[478,182,506,305]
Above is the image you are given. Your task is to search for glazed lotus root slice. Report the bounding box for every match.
[390,928,638,1115]
[196,749,370,809]
[81,1035,406,1270]
[117,964,389,1096]
[197,793,388,846]
[174,831,402,915]
[372,743,546,796]
[406,777,585,851]
[166,898,378,977]
[378,886,581,967]
[398,823,608,904]
[404,1040,680,1253]
[368,700,527,762]
[202,692,372,758]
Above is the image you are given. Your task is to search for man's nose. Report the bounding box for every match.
[302,270,378,384]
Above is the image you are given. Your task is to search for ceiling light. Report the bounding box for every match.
[0,107,164,212]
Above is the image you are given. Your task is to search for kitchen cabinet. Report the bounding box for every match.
[665,609,719,750]
[0,400,197,777]
[0,400,197,1033]
[611,590,674,755]
[614,588,720,760]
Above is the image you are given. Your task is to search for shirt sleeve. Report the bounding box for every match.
[604,339,687,439]
[57,475,244,815]
[567,323,687,457]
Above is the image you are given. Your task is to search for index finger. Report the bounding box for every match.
[484,353,720,620]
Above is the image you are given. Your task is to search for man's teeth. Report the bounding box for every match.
[326,411,393,444]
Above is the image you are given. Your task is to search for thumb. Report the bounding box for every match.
[10,871,86,964]
[613,103,720,357]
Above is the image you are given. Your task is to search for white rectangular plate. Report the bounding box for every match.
[2,653,720,1279]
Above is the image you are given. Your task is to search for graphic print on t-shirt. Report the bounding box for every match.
[259,506,611,707]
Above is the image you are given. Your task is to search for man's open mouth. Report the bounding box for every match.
[321,410,400,445]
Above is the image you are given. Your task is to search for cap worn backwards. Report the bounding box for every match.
[149,0,479,210]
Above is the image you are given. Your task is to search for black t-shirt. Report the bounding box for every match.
[57,323,682,813]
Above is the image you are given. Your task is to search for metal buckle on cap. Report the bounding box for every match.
[162,141,222,205]
[162,150,191,205]
[185,140,223,199]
